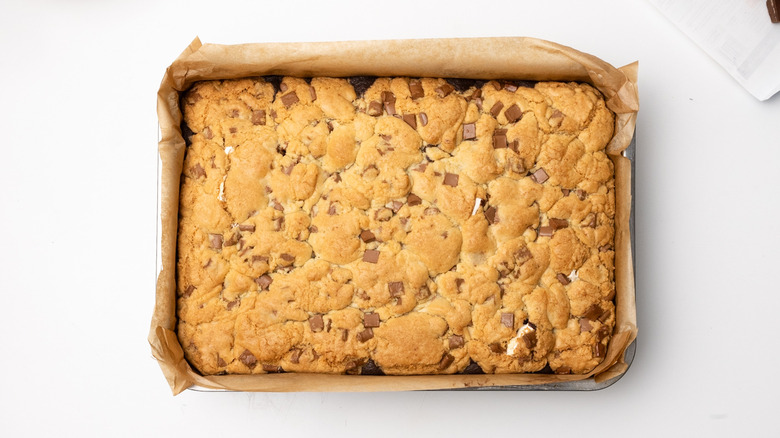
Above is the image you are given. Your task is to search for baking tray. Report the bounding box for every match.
[155,122,637,393]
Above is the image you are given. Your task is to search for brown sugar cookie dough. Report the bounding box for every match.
[177,76,616,376]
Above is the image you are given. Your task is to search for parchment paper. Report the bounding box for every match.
[151,37,639,395]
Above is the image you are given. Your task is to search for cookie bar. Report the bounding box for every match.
[176,76,616,376]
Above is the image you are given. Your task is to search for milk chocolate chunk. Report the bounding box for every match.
[280,253,295,262]
[402,113,417,129]
[223,233,239,246]
[582,304,603,320]
[515,247,532,263]
[279,82,288,93]
[596,326,610,341]
[424,207,440,215]
[309,314,324,332]
[388,281,405,297]
[462,360,485,374]
[183,285,195,298]
[443,172,459,187]
[381,91,396,115]
[530,168,549,184]
[238,349,257,369]
[575,189,586,200]
[367,100,383,116]
[555,366,572,375]
[449,335,465,349]
[455,278,465,291]
[414,163,428,172]
[769,0,780,23]
[255,274,273,290]
[505,104,523,123]
[190,163,206,178]
[273,200,284,211]
[549,218,569,230]
[490,101,504,118]
[360,230,376,243]
[262,364,282,373]
[521,330,537,349]
[252,255,269,264]
[407,193,422,206]
[561,188,571,196]
[504,82,518,92]
[363,249,380,263]
[593,342,606,358]
[489,342,504,354]
[584,213,597,228]
[281,92,299,108]
[435,83,454,97]
[538,226,554,237]
[203,126,213,139]
[419,112,428,126]
[251,110,266,125]
[273,217,284,231]
[357,328,374,342]
[557,273,571,285]
[579,318,593,332]
[501,312,514,328]
[309,86,317,101]
[599,244,613,252]
[438,353,455,370]
[209,233,223,249]
[239,224,256,232]
[363,312,381,328]
[485,206,497,224]
[282,163,295,175]
[462,123,476,140]
[290,348,302,364]
[409,79,424,99]
[492,132,507,149]
[217,356,227,367]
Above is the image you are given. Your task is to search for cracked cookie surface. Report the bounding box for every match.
[177,76,616,376]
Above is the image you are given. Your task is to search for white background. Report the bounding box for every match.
[1,0,779,436]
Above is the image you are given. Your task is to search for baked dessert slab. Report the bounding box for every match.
[176,75,616,377]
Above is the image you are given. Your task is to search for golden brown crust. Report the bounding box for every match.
[176,77,616,376]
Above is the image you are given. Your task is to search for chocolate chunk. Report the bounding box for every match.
[500,312,514,328]
[509,139,519,152]
[485,206,497,224]
[252,255,269,264]
[281,92,299,108]
[438,353,455,370]
[381,91,396,115]
[593,342,606,358]
[217,355,227,367]
[388,281,405,297]
[290,349,302,364]
[183,285,195,298]
[455,278,465,292]
[328,203,337,215]
[554,366,572,375]
[504,104,523,123]
[530,168,549,184]
[223,233,239,247]
[492,132,507,149]
[363,312,380,328]
[402,113,417,129]
[549,218,569,230]
[190,163,206,178]
[363,249,380,263]
[770,0,780,23]
[203,126,213,139]
[462,360,485,374]
[348,76,376,97]
[376,208,392,221]
[557,273,571,285]
[209,233,223,249]
[226,298,240,310]
[515,247,532,263]
[309,86,317,101]
[407,193,422,206]
[367,100,383,116]
[419,112,428,126]
[357,328,374,342]
[580,318,593,332]
[360,230,376,243]
[282,163,295,175]
[414,163,428,172]
[462,123,476,140]
[596,326,610,341]
[443,173,459,187]
[521,329,537,349]
[360,359,385,375]
[341,329,350,341]
[280,253,295,262]
[424,207,440,215]
[538,226,554,237]
[449,335,465,349]
[435,83,454,97]
[309,314,324,332]
[273,201,284,211]
[229,127,237,134]
[251,110,266,125]
[561,188,571,196]
[262,364,281,373]
[389,201,403,213]
[575,189,586,200]
[599,244,613,253]
[584,213,597,228]
[273,216,284,231]
[279,82,288,93]
[239,224,255,232]
[490,101,504,118]
[598,310,611,323]
[238,349,257,369]
[409,79,424,99]
[489,342,504,354]
[255,274,273,290]
[470,88,482,100]
[504,82,518,92]
[583,304,603,320]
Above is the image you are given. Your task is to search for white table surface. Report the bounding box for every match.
[2,0,778,436]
